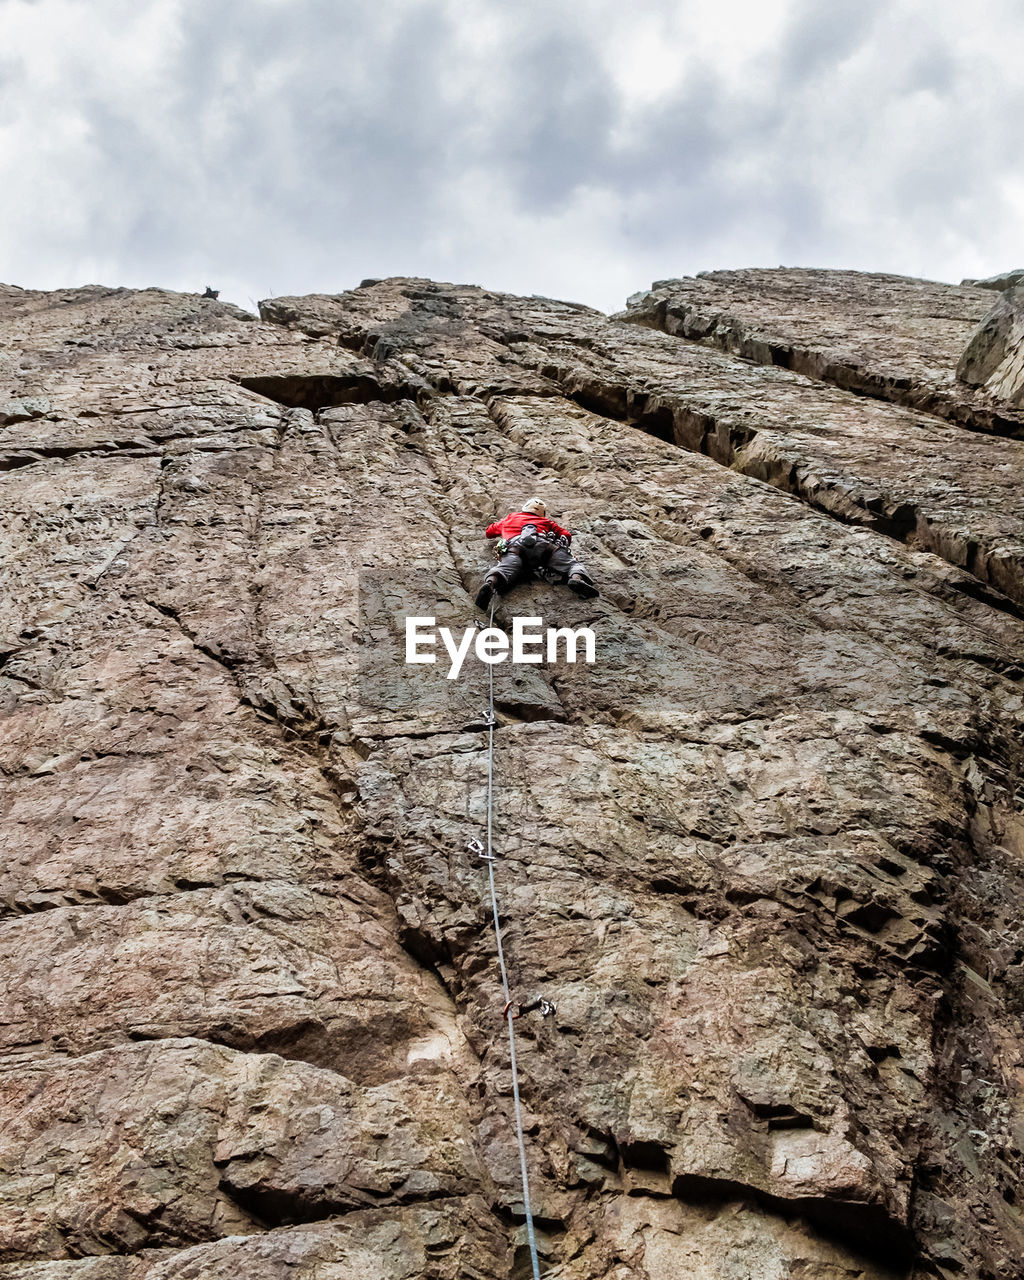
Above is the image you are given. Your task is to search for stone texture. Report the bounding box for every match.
[1,275,1022,1279]
[622,266,1024,436]
[0,1198,507,1279]
[264,277,1024,608]
[0,1039,482,1260]
[961,268,1024,292]
[957,286,1024,405]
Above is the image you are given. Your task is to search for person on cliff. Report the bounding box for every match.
[474,497,599,610]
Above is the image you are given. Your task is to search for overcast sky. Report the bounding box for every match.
[2,0,1023,313]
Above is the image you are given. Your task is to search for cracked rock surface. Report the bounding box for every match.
[1,274,1022,1279]
[621,267,1024,437]
[957,287,1024,407]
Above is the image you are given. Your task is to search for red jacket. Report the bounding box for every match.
[485,512,571,542]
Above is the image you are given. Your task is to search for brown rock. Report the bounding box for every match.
[957,286,1024,405]
[621,265,1023,436]
[0,1039,483,1261]
[0,1200,506,1279]
[265,277,1024,607]
[1,273,1022,1279]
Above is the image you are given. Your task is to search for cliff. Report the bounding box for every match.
[0,270,1022,1279]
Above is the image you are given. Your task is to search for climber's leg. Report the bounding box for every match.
[548,544,599,598]
[475,549,526,609]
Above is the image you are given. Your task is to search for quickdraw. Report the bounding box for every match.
[500,996,557,1022]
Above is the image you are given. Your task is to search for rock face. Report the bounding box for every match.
[0,272,1022,1280]
[961,269,1024,292]
[957,287,1024,406]
[622,267,1023,437]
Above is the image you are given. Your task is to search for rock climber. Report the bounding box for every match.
[475,497,599,610]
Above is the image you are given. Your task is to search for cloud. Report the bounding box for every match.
[0,0,1022,312]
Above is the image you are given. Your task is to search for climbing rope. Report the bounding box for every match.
[471,593,543,1280]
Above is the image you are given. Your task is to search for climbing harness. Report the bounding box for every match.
[493,526,578,587]
[471,594,547,1280]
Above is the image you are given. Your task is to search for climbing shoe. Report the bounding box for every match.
[568,574,599,600]
[475,580,496,610]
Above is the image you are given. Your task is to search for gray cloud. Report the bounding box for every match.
[1,0,1022,312]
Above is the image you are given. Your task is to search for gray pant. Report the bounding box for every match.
[486,539,593,592]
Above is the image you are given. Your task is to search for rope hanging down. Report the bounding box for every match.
[472,594,543,1280]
